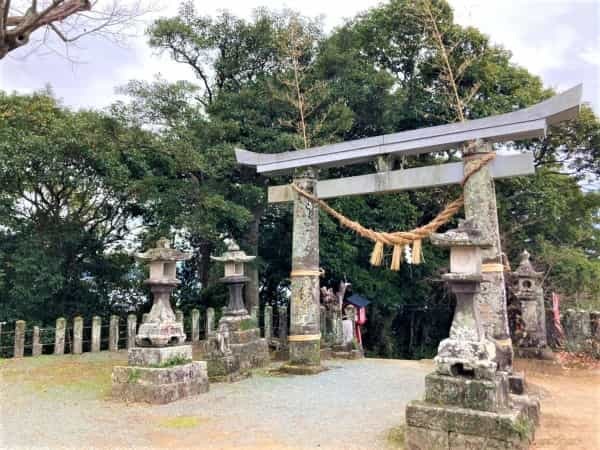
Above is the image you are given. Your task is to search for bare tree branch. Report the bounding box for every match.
[0,0,149,59]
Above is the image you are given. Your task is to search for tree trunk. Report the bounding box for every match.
[243,205,263,312]
[196,238,213,290]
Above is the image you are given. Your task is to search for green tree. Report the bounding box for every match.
[0,91,153,323]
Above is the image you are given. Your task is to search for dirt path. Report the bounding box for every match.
[515,358,600,450]
[1,353,598,449]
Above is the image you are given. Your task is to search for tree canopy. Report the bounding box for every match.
[1,0,598,358]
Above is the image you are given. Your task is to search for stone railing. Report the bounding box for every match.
[0,304,290,359]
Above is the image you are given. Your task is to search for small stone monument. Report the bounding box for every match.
[405,220,538,450]
[205,239,269,380]
[510,250,552,359]
[111,238,209,403]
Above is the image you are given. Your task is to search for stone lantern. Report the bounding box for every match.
[111,238,209,403]
[135,237,190,347]
[211,239,256,316]
[429,219,497,379]
[204,239,269,380]
[406,220,539,450]
[510,250,551,358]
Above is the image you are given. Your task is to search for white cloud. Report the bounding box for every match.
[1,0,596,113]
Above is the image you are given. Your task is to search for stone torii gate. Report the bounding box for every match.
[235,85,582,373]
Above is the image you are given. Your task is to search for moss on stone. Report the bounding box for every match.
[127,368,141,383]
[239,318,258,331]
[159,416,203,429]
[512,416,533,440]
[149,356,192,368]
[386,424,406,448]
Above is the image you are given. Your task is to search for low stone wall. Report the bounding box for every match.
[547,309,600,355]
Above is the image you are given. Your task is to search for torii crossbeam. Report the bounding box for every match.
[235,85,582,374]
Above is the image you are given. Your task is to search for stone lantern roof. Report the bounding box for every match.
[430,219,492,248]
[210,240,256,263]
[512,250,542,279]
[135,237,192,263]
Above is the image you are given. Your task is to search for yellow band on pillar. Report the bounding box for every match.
[494,338,512,346]
[290,269,323,277]
[288,334,321,342]
[481,263,505,273]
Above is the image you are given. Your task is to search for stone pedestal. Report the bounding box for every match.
[200,315,269,381]
[112,344,209,404]
[406,370,538,449]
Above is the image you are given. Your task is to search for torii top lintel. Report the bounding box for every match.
[235,85,582,175]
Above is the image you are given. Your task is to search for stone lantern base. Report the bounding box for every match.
[197,314,270,381]
[111,344,209,404]
[405,371,540,449]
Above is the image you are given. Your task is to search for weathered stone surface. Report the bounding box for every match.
[406,426,448,450]
[135,286,186,347]
[591,311,600,340]
[127,314,137,349]
[510,250,551,359]
[288,339,321,367]
[54,317,66,355]
[191,309,200,342]
[206,307,215,337]
[278,305,288,347]
[111,361,209,404]
[264,305,273,340]
[128,345,192,367]
[448,431,529,450]
[463,143,512,371]
[424,373,509,412]
[510,393,540,426]
[563,309,591,351]
[405,400,533,444]
[109,315,119,352]
[14,320,25,358]
[289,167,321,369]
[32,326,42,356]
[73,316,83,354]
[91,316,101,352]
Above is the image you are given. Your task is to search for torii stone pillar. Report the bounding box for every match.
[282,166,323,374]
[463,141,512,371]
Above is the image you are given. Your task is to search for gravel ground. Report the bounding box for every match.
[0,352,431,449]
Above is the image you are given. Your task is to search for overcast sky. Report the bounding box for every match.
[0,0,598,114]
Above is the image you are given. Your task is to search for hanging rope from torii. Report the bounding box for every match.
[290,151,496,271]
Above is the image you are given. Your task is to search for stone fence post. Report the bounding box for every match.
[278,305,288,346]
[206,307,215,338]
[14,320,25,358]
[127,314,137,349]
[191,309,200,342]
[91,316,101,352]
[109,315,119,352]
[73,316,83,354]
[176,310,184,324]
[32,326,42,356]
[264,305,273,341]
[251,305,259,323]
[54,318,66,355]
